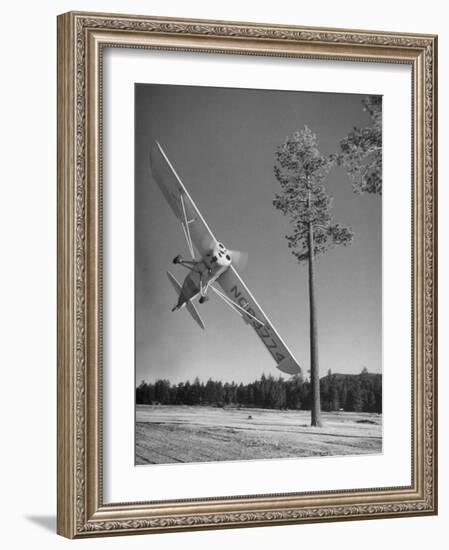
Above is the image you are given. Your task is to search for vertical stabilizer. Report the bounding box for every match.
[166,271,205,330]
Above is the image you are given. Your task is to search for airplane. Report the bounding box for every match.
[149,141,301,376]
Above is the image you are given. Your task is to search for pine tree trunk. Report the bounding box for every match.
[308,221,322,427]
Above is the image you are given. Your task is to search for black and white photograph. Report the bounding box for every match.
[2,0,442,545]
[134,83,382,465]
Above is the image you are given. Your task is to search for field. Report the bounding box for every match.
[136,405,382,465]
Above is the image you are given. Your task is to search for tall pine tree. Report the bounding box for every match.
[273,126,354,427]
[336,96,382,195]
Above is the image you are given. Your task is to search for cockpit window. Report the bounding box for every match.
[226,254,230,261]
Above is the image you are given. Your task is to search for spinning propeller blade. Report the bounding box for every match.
[201,237,247,271]
[228,249,248,271]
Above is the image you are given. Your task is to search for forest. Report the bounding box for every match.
[136,369,382,413]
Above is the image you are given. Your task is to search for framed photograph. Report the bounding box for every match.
[57,11,437,538]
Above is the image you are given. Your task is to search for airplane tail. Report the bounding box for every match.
[166,271,205,330]
[185,300,205,330]
[166,270,183,295]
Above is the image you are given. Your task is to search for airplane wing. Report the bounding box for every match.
[151,141,300,376]
[150,141,218,259]
[216,267,301,375]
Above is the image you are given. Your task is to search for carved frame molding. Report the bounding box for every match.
[57,12,437,538]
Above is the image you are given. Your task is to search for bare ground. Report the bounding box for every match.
[135,405,382,465]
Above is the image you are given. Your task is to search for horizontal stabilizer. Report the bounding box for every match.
[166,271,182,293]
[186,300,205,330]
[166,271,205,330]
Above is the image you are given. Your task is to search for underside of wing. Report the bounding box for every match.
[217,267,301,375]
[150,141,218,258]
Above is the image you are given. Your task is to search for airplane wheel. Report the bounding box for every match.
[199,296,209,304]
[173,254,182,264]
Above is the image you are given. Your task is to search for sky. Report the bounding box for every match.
[135,84,382,385]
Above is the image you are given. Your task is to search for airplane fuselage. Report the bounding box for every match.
[174,242,232,310]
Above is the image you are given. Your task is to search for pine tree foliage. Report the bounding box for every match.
[136,371,382,413]
[273,126,354,262]
[335,96,382,195]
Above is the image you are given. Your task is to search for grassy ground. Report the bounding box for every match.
[135,404,382,465]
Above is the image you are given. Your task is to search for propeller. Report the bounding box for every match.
[201,237,248,271]
[228,249,248,271]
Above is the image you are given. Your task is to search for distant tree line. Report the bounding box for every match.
[136,368,382,413]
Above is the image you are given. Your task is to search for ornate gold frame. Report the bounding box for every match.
[57,11,438,538]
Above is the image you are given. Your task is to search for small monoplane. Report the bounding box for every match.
[149,141,300,375]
